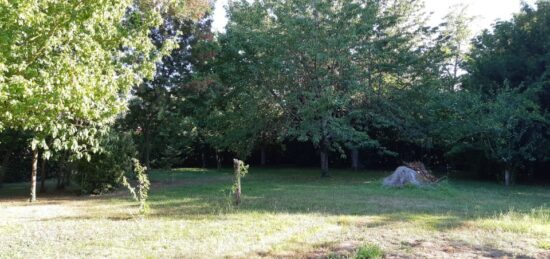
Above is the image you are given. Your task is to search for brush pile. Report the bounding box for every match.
[383,161,443,187]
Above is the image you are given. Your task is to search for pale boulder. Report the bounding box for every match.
[383,166,424,187]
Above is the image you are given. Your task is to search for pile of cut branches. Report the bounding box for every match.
[403,161,446,184]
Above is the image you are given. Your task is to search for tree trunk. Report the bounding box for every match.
[260,145,267,166]
[320,145,329,177]
[30,149,38,202]
[144,129,151,170]
[215,150,222,170]
[0,152,10,188]
[504,167,512,187]
[65,165,72,187]
[233,159,242,206]
[320,118,330,177]
[351,148,359,171]
[57,161,65,190]
[57,170,64,190]
[40,157,47,193]
[201,151,206,168]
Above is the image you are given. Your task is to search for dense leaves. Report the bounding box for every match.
[462,1,550,182]
[74,131,137,194]
[1,0,549,190]
[214,0,442,175]
[0,0,208,199]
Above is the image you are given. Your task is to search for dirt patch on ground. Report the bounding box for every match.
[292,237,547,259]
[383,237,542,259]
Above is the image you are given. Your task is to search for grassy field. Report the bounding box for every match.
[0,168,549,258]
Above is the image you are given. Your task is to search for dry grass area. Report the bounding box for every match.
[1,168,549,258]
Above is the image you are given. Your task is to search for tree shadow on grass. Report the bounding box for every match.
[38,214,138,222]
[3,170,548,227]
[140,169,550,226]
[2,168,549,259]
[253,232,541,259]
[442,239,538,259]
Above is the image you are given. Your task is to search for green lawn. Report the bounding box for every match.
[0,168,549,258]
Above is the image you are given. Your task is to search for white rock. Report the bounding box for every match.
[383,166,424,187]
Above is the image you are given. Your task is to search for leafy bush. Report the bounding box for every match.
[75,132,137,194]
[355,244,384,259]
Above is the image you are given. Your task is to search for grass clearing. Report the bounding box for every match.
[1,168,549,258]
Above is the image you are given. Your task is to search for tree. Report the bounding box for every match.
[476,87,547,186]
[176,17,285,163]
[441,86,548,186]
[220,0,435,176]
[463,0,550,183]
[465,1,550,112]
[75,130,138,194]
[436,4,474,90]
[384,8,475,165]
[124,17,207,169]
[0,0,208,201]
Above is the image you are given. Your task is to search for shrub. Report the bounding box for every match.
[75,132,137,194]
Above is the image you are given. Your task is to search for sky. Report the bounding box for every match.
[211,0,537,35]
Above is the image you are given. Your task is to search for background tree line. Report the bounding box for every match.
[1,0,549,199]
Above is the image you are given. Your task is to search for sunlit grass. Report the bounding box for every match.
[475,208,550,236]
[0,167,549,258]
[539,240,550,250]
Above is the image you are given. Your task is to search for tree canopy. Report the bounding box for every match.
[1,0,549,192]
[0,0,208,200]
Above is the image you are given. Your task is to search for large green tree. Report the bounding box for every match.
[206,34,286,161]
[465,1,550,108]
[0,0,207,201]
[463,0,550,184]
[124,16,216,169]
[219,0,436,176]
[383,5,475,164]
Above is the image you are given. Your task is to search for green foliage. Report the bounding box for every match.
[123,17,214,169]
[1,0,548,186]
[465,1,550,106]
[477,87,547,166]
[435,4,474,90]
[355,244,384,259]
[75,131,137,194]
[216,0,437,168]
[234,160,249,178]
[539,241,550,250]
[0,0,178,158]
[409,83,547,180]
[0,0,208,200]
[460,1,550,178]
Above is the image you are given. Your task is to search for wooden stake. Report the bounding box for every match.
[233,159,242,206]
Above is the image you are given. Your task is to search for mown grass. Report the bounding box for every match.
[0,167,549,258]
